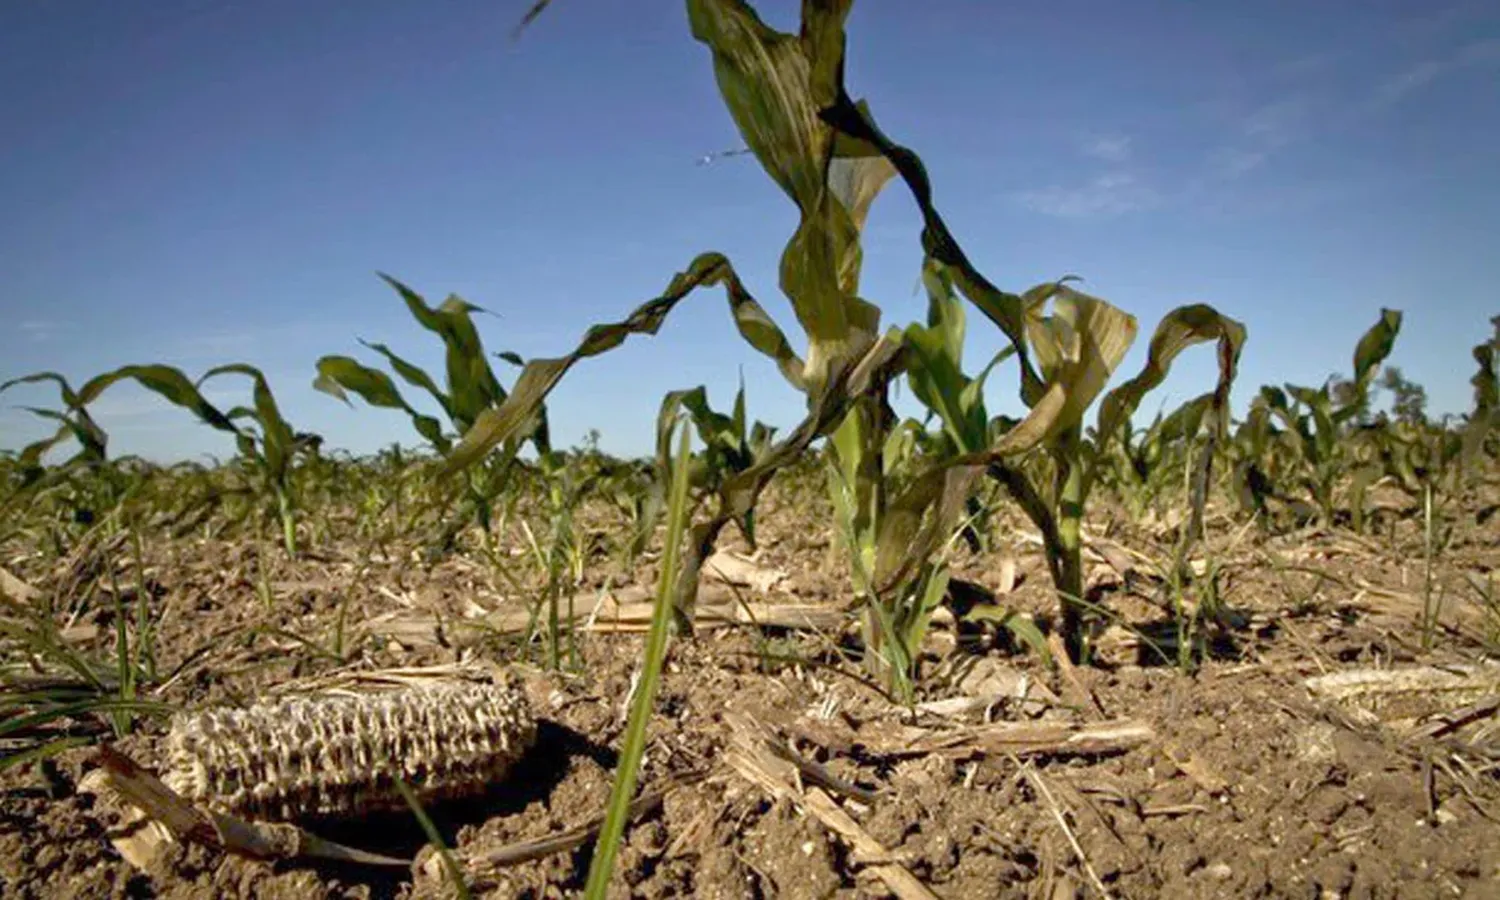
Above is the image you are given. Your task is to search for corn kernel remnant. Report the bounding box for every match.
[164,679,536,820]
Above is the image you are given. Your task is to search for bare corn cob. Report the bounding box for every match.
[163,678,536,821]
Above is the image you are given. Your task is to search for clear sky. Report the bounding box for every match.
[2,0,1497,462]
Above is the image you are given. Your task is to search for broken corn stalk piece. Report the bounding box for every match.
[164,678,536,821]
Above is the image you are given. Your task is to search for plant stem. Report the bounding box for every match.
[1055,431,1087,661]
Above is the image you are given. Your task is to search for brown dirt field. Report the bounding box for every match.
[3,479,1498,899]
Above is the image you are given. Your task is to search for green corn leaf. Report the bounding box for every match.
[582,418,694,899]
[964,605,1052,665]
[688,0,882,392]
[900,258,1016,456]
[903,322,978,453]
[376,275,504,430]
[1352,308,1403,388]
[1156,393,1213,444]
[313,355,449,450]
[963,344,1016,403]
[2,372,111,464]
[1095,304,1246,448]
[17,407,107,464]
[313,355,406,409]
[731,374,748,438]
[443,253,804,476]
[1260,385,1290,414]
[819,96,1047,406]
[357,339,454,421]
[899,562,950,663]
[0,371,83,408]
[0,736,95,773]
[15,422,77,470]
[921,260,966,364]
[659,388,730,460]
[75,365,239,434]
[200,364,296,478]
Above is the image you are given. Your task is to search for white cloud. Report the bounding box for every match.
[1203,93,1317,181]
[1237,95,1313,145]
[1458,37,1500,66]
[1210,147,1270,178]
[18,320,62,343]
[1080,133,1132,163]
[179,330,266,358]
[1371,60,1445,108]
[1366,38,1500,112]
[1015,172,1159,220]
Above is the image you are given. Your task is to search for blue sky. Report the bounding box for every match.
[2,0,1497,462]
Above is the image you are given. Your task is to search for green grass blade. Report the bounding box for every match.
[0,698,174,741]
[392,774,472,900]
[582,419,694,899]
[0,736,93,773]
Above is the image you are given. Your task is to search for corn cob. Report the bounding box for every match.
[163,678,536,821]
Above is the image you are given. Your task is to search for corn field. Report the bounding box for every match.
[3,2,1499,897]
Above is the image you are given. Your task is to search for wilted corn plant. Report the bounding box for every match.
[1366,322,1498,648]
[313,274,551,554]
[478,0,1243,678]
[2,365,315,556]
[1232,309,1402,530]
[1090,397,1216,525]
[882,258,1244,662]
[656,380,778,546]
[0,372,126,539]
[448,0,908,652]
[1376,317,1499,502]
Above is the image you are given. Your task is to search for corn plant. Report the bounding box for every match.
[1233,309,1402,529]
[601,459,665,572]
[1091,397,1215,524]
[0,373,111,479]
[656,379,777,546]
[1460,315,1498,463]
[2,365,312,556]
[0,373,121,539]
[313,274,550,552]
[517,446,609,670]
[1372,325,1497,647]
[891,258,1244,661]
[466,0,1244,676]
[445,1,912,642]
